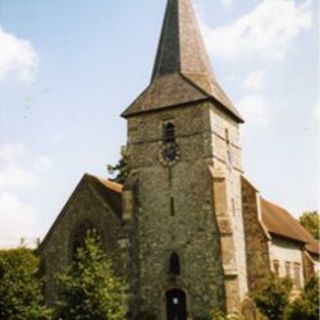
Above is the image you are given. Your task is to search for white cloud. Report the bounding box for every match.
[221,0,234,8]
[0,144,52,190]
[237,95,269,127]
[0,143,52,248]
[0,192,40,248]
[202,0,313,59]
[0,143,27,162]
[0,26,38,83]
[33,155,53,172]
[0,165,39,190]
[244,70,265,91]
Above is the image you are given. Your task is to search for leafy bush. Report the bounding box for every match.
[53,230,126,320]
[299,211,319,239]
[285,275,319,320]
[0,248,49,320]
[252,274,292,320]
[192,310,245,320]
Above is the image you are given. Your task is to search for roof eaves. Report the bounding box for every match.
[37,174,90,253]
[121,84,152,118]
[37,174,122,254]
[120,96,211,118]
[180,73,244,123]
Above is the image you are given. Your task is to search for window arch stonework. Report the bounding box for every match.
[70,220,95,259]
[169,252,181,275]
[163,122,176,143]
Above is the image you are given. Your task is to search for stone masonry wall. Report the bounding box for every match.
[208,106,248,300]
[241,177,271,292]
[126,101,243,318]
[39,177,125,306]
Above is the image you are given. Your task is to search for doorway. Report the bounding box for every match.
[166,289,187,320]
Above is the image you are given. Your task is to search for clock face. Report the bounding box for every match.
[159,143,180,167]
[162,146,177,161]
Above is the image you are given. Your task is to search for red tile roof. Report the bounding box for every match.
[260,198,319,256]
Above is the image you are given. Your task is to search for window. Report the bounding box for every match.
[72,220,95,258]
[170,197,175,216]
[163,123,176,143]
[285,261,291,278]
[273,260,280,276]
[169,252,181,275]
[294,263,301,288]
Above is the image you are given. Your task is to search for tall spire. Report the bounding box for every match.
[122,0,243,123]
[151,0,214,81]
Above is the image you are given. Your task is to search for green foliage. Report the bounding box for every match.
[252,274,292,320]
[211,310,244,320]
[107,146,129,184]
[285,276,319,320]
[53,230,126,320]
[193,310,245,320]
[299,211,319,239]
[0,248,49,320]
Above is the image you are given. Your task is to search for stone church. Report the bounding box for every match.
[38,0,319,319]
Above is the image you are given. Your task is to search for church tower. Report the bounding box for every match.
[122,0,248,318]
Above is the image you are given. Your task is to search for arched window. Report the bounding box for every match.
[72,220,95,258]
[163,123,176,143]
[169,252,181,275]
[170,197,175,216]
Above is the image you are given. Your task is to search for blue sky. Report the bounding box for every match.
[0,0,319,248]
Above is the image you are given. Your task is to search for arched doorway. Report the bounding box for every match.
[166,289,187,320]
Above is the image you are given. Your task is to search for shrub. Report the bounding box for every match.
[285,275,319,320]
[53,230,126,320]
[252,274,292,320]
[0,248,49,320]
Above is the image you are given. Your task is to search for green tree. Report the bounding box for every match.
[107,146,129,184]
[299,211,319,240]
[285,276,319,320]
[53,230,126,320]
[0,248,49,320]
[252,274,292,320]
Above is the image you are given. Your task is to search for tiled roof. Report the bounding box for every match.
[86,174,123,218]
[122,74,208,117]
[260,198,319,256]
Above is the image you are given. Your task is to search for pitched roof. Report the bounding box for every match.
[38,174,122,252]
[86,174,122,217]
[122,0,243,122]
[122,74,208,116]
[260,198,319,256]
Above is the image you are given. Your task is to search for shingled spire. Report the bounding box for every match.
[122,0,243,123]
[151,0,214,81]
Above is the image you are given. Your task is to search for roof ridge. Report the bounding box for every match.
[86,174,123,193]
